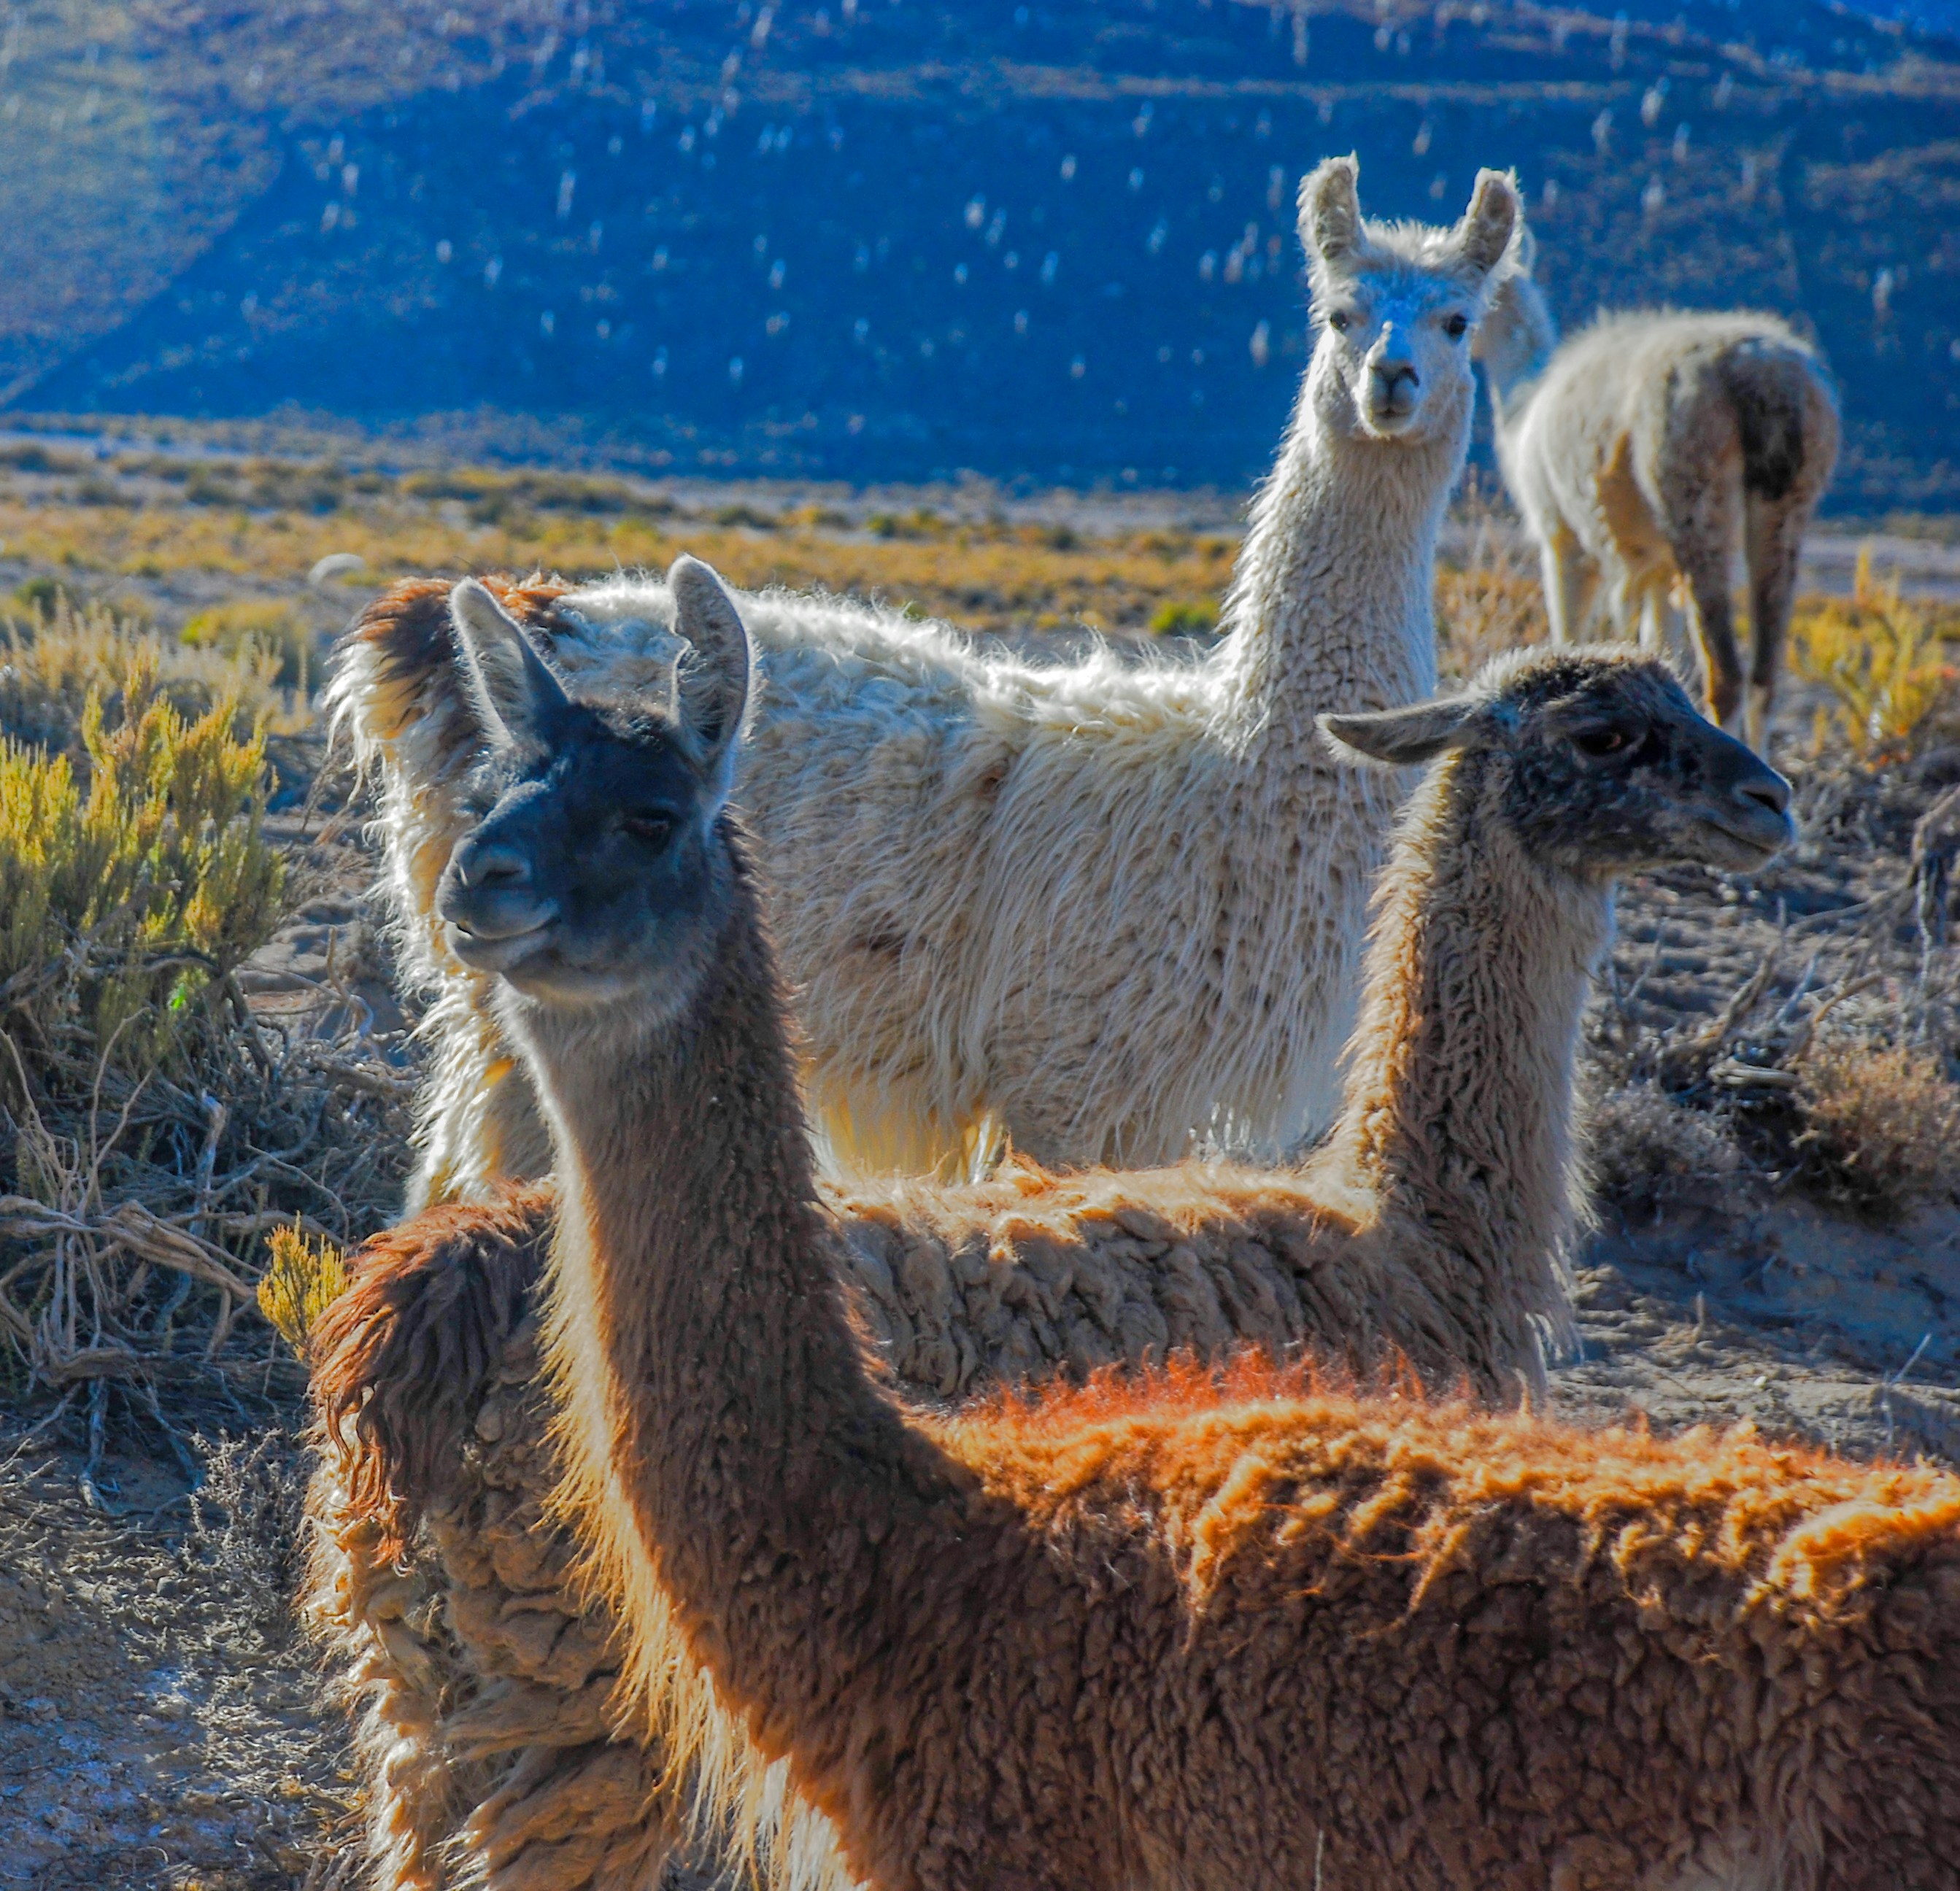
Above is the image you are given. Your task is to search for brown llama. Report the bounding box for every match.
[308,1154,1551,1889]
[306,551,1578,1890]
[426,563,1954,1888]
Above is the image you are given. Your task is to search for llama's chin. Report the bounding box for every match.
[1681,811,1794,874]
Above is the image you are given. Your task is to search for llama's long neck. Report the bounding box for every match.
[509,844,955,1803]
[1311,757,1607,1335]
[1213,357,1456,748]
[1477,276,1559,437]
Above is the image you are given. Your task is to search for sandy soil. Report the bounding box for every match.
[0,1432,353,1890]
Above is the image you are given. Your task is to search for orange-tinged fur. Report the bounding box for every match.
[501,841,1956,1891]
[452,622,1956,1891]
[304,1153,1537,1891]
[950,1356,1960,1623]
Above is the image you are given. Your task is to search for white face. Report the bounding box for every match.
[1313,267,1481,444]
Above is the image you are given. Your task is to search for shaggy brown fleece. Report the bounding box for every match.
[520,840,1958,1891]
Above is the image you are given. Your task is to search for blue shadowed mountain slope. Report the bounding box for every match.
[8,1,1959,504]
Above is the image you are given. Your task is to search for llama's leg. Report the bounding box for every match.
[1658,576,1700,680]
[1653,431,1746,725]
[1637,586,1663,651]
[1743,490,1807,754]
[1678,553,1743,729]
[1664,471,1745,728]
[811,1086,981,1182]
[1540,529,1597,645]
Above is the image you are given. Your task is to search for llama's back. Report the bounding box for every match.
[336,567,1276,1180]
[1524,309,1836,541]
[561,572,1247,1167]
[925,1379,1960,1890]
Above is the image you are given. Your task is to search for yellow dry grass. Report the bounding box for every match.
[1791,549,1960,756]
[257,1223,351,1361]
[4,468,1953,720]
[0,490,1239,638]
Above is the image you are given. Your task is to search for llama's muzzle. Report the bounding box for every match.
[439,835,562,964]
[1696,734,1794,867]
[1367,360,1421,422]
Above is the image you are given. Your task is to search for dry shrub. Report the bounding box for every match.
[1585,1080,1749,1219]
[186,1429,312,1641]
[1,594,293,757]
[1436,496,1548,681]
[257,1223,350,1360]
[1794,1032,1960,1221]
[1791,548,1959,757]
[180,595,320,692]
[0,622,409,1407]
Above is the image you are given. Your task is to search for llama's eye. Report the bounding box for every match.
[621,811,676,848]
[1443,312,1469,340]
[1327,310,1351,333]
[1573,727,1631,759]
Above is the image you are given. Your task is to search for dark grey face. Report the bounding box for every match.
[437,697,733,1011]
[433,560,753,1021]
[1322,649,1794,883]
[1492,657,1793,878]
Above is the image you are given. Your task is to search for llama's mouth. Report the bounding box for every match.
[1361,401,1421,438]
[1695,811,1794,871]
[446,916,560,975]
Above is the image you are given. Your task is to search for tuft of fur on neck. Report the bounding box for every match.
[1308,750,1602,1383]
[505,831,932,1891]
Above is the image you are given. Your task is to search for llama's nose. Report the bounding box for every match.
[1368,356,1420,414]
[1732,763,1791,820]
[452,835,531,892]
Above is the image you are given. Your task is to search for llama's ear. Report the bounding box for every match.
[448,579,568,749]
[1319,697,1479,768]
[1514,222,1539,277]
[1457,168,1521,279]
[667,554,752,797]
[1297,154,1364,268]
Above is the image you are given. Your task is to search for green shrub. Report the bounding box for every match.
[1149,598,1220,637]
[257,1223,350,1361]
[712,503,782,530]
[0,665,285,1090]
[12,576,68,616]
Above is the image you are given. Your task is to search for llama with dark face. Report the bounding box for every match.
[390,562,1956,1891]
[330,157,1524,1199]
[309,539,1619,1890]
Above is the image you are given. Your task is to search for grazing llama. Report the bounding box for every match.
[329,155,1523,1196]
[1475,260,1838,751]
[422,570,1954,1890]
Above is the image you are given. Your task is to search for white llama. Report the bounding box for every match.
[1475,255,1839,751]
[330,156,1522,1196]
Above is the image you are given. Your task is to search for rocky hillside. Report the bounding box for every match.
[4,1,1958,505]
